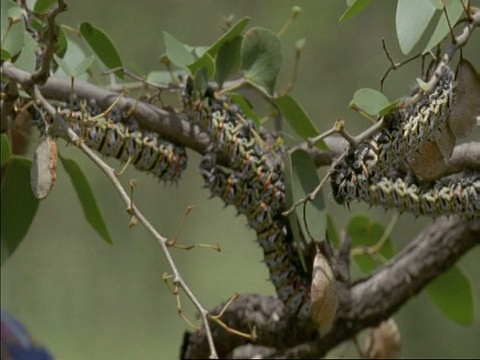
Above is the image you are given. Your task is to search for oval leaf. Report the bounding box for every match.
[2,11,25,60]
[350,88,390,116]
[163,31,195,69]
[207,16,250,56]
[1,134,12,167]
[188,52,215,79]
[34,0,57,13]
[241,27,282,94]
[215,35,243,88]
[423,0,464,54]
[72,54,95,77]
[426,265,474,325]
[1,157,41,265]
[340,0,374,21]
[285,149,327,272]
[396,0,436,54]
[60,156,113,245]
[274,95,328,150]
[347,215,395,273]
[80,22,123,78]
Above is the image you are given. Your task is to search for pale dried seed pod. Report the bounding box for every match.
[449,59,480,138]
[364,318,401,359]
[30,136,57,200]
[310,248,338,335]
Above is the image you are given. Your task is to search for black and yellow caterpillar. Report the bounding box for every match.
[186,83,312,320]
[331,65,480,217]
[29,98,188,182]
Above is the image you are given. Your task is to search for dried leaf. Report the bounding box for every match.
[365,318,401,359]
[30,136,57,199]
[310,249,337,334]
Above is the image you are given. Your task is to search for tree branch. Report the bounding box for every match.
[181,216,480,358]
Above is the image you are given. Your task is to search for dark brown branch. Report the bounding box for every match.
[181,216,480,359]
[29,0,67,86]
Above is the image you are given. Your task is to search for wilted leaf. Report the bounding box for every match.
[365,318,402,359]
[30,136,58,200]
[310,249,338,334]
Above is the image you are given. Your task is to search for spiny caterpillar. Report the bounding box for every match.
[186,83,312,320]
[331,64,480,217]
[29,98,188,182]
[199,156,311,319]
[352,65,455,178]
[331,161,480,217]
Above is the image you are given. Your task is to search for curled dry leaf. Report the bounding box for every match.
[310,248,338,335]
[31,136,57,199]
[449,59,480,138]
[365,318,401,359]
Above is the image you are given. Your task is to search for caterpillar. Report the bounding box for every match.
[188,83,313,320]
[331,160,480,217]
[349,65,455,179]
[199,155,311,320]
[330,64,480,217]
[29,98,188,182]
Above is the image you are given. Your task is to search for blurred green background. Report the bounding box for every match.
[2,0,480,358]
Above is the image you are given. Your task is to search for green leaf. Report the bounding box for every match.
[326,213,339,246]
[7,6,23,21]
[273,95,328,150]
[1,134,12,167]
[188,52,215,79]
[396,0,436,54]
[1,157,41,265]
[1,49,11,61]
[340,0,374,21]
[286,149,326,248]
[72,55,95,77]
[378,98,402,117]
[79,22,123,78]
[347,215,395,273]
[207,16,250,56]
[350,88,390,116]
[2,11,25,59]
[423,0,464,54]
[193,66,209,96]
[14,31,38,73]
[241,27,282,94]
[34,0,57,13]
[146,69,186,85]
[54,53,72,77]
[53,40,88,80]
[229,93,260,128]
[215,36,243,89]
[55,25,68,58]
[427,266,474,325]
[163,31,195,68]
[60,156,113,245]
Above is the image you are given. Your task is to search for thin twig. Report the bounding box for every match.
[30,0,67,86]
[31,87,219,359]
